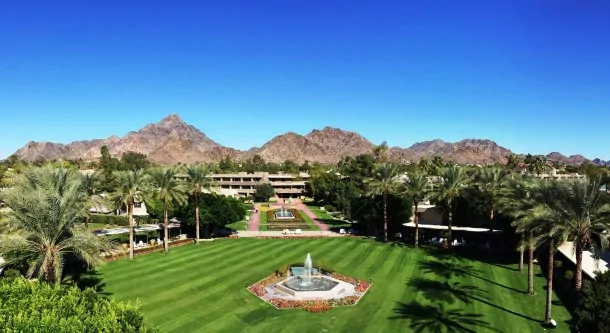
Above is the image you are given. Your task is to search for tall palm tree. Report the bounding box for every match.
[497,174,540,291]
[402,171,430,247]
[0,166,110,284]
[150,167,188,252]
[532,178,610,292]
[431,166,470,245]
[476,167,510,228]
[365,163,401,241]
[186,164,213,243]
[80,171,104,228]
[373,141,389,162]
[110,169,150,260]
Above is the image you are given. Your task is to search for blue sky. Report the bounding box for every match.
[1,1,609,160]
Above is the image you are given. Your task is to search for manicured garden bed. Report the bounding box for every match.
[265,208,305,223]
[96,237,572,333]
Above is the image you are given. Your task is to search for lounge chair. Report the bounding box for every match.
[339,228,346,234]
[295,229,302,235]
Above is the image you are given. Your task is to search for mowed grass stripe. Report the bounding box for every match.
[105,239,274,296]
[101,239,248,281]
[164,240,341,333]
[364,247,412,332]
[133,240,302,307]
[154,239,338,331]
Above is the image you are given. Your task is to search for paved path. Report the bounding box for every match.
[248,203,261,231]
[292,198,330,231]
[237,230,343,238]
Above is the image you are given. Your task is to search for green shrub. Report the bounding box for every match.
[554,260,563,270]
[0,278,157,332]
[1,268,22,280]
[564,270,574,281]
[323,205,336,212]
[89,214,129,226]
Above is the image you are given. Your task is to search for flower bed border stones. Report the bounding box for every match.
[246,270,372,313]
[103,238,194,261]
[254,235,328,239]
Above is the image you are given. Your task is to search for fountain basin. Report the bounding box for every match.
[274,275,353,299]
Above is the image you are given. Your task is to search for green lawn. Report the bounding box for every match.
[305,205,351,229]
[95,238,571,333]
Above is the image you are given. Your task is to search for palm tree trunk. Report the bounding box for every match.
[383,192,388,242]
[447,211,453,245]
[414,201,419,247]
[129,201,134,260]
[195,192,200,244]
[544,238,555,324]
[518,232,524,273]
[527,231,535,295]
[163,200,169,252]
[575,242,583,292]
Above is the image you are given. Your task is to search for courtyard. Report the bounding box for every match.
[93,237,571,333]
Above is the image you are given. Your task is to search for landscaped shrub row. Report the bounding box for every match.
[264,224,311,230]
[254,235,328,239]
[265,209,305,223]
[103,239,194,261]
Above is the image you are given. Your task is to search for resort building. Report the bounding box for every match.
[208,172,310,198]
[536,168,586,180]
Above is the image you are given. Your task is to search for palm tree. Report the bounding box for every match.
[431,166,470,245]
[110,169,150,260]
[0,166,110,284]
[373,141,389,162]
[497,174,540,291]
[476,167,510,228]
[186,164,213,243]
[80,171,104,228]
[150,167,188,252]
[365,163,401,241]
[532,178,610,292]
[506,153,521,171]
[402,171,430,247]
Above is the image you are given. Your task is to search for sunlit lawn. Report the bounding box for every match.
[95,238,571,333]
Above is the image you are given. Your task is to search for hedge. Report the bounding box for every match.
[89,214,159,227]
[0,278,157,332]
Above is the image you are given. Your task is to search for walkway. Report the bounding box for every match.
[292,198,330,231]
[248,203,261,231]
[237,230,343,238]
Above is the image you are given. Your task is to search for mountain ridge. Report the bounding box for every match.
[11,114,608,166]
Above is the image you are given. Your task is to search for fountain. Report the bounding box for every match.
[273,253,353,299]
[274,205,295,219]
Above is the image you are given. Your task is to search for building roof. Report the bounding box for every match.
[557,241,609,279]
[402,222,502,233]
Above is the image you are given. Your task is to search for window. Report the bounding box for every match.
[134,202,142,208]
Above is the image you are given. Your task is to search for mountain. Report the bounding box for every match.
[389,139,511,165]
[592,158,610,167]
[10,113,602,165]
[14,114,240,165]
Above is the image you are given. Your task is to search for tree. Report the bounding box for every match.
[175,193,246,236]
[0,278,157,332]
[110,170,150,260]
[575,270,610,333]
[121,151,151,171]
[497,174,539,288]
[532,178,610,292]
[418,157,431,173]
[373,141,389,162]
[254,183,275,202]
[80,170,104,228]
[506,153,521,171]
[149,167,187,252]
[431,166,470,245]
[476,167,510,227]
[402,171,430,247]
[365,163,401,241]
[0,166,110,284]
[186,164,213,243]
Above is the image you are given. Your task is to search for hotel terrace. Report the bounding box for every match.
[208,172,310,198]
